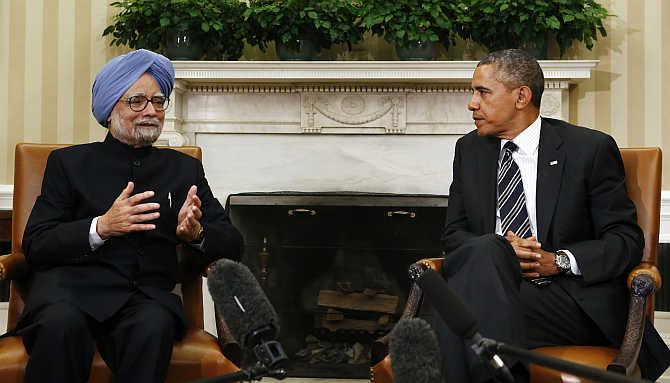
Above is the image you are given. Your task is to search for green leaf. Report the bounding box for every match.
[546,15,560,29]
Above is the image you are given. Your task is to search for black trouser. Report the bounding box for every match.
[432,234,607,383]
[20,291,177,383]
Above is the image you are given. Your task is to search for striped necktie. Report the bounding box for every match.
[498,141,532,238]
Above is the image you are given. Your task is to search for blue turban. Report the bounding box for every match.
[91,49,175,127]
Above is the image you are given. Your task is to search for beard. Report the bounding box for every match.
[108,110,162,147]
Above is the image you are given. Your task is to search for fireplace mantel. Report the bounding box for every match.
[160,60,598,145]
[171,60,598,83]
[159,59,598,200]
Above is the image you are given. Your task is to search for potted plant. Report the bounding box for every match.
[552,0,609,56]
[103,0,247,60]
[360,0,453,60]
[452,0,609,58]
[244,0,365,60]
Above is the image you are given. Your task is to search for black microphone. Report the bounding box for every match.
[207,259,288,370]
[409,263,515,383]
[389,318,441,383]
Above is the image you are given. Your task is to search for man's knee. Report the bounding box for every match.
[21,302,93,357]
[132,303,176,339]
[34,302,90,338]
[444,234,513,276]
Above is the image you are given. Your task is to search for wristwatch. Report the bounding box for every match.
[554,250,572,275]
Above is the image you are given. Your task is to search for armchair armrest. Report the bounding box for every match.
[214,310,242,366]
[607,264,661,374]
[0,251,29,281]
[177,245,242,365]
[371,257,444,364]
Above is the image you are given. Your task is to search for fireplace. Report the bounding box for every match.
[227,192,447,378]
[159,61,596,377]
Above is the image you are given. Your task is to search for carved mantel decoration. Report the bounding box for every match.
[160,61,598,146]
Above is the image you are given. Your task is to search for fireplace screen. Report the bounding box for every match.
[227,192,447,378]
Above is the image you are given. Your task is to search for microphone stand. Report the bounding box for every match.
[481,339,651,383]
[190,362,288,383]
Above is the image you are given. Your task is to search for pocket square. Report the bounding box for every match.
[549,160,558,166]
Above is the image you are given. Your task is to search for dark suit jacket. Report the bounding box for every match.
[20,133,243,336]
[442,117,669,378]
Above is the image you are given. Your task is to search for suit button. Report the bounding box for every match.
[130,280,138,288]
[133,160,141,167]
[137,249,144,256]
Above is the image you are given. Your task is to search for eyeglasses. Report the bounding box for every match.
[119,95,169,112]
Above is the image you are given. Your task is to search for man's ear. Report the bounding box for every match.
[515,86,533,109]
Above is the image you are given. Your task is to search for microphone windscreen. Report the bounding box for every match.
[390,318,441,383]
[207,258,280,348]
[415,268,478,339]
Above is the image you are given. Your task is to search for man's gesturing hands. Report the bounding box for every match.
[97,182,160,239]
[176,185,203,243]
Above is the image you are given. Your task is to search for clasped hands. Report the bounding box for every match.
[505,231,559,278]
[96,181,203,242]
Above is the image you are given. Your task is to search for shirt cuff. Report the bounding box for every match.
[560,249,582,276]
[89,216,106,251]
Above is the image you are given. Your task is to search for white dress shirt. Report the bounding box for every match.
[495,115,581,275]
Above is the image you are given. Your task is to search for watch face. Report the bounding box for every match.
[556,252,570,272]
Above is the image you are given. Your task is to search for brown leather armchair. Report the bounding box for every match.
[0,143,241,383]
[370,147,662,382]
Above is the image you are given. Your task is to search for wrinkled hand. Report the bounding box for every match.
[505,231,559,278]
[176,185,202,242]
[97,182,160,239]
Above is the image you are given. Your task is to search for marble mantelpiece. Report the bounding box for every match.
[159,60,597,199]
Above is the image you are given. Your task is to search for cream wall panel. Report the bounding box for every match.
[663,1,670,185]
[73,0,92,144]
[0,0,9,184]
[90,0,111,142]
[57,0,75,144]
[644,0,662,146]
[41,0,59,144]
[23,0,43,143]
[7,0,25,183]
[609,0,628,145]
[627,0,645,147]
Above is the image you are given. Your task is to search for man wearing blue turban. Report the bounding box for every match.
[15,49,243,383]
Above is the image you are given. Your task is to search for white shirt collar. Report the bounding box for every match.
[500,115,542,156]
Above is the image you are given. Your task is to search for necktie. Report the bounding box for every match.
[498,141,532,238]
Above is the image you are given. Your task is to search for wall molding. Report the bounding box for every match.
[0,184,12,211]
[661,191,670,243]
[3,186,670,235]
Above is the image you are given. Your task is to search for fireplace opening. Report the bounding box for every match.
[227,192,447,379]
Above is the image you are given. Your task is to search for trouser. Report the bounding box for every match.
[20,291,177,383]
[432,234,608,383]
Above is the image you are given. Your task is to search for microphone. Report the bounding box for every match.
[409,263,515,383]
[207,259,288,370]
[389,318,441,383]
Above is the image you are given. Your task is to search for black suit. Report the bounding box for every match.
[17,133,243,382]
[439,118,670,381]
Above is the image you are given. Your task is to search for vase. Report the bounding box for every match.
[275,38,318,61]
[519,39,548,60]
[395,41,437,61]
[164,30,204,60]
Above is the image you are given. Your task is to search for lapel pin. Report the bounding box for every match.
[549,160,558,166]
